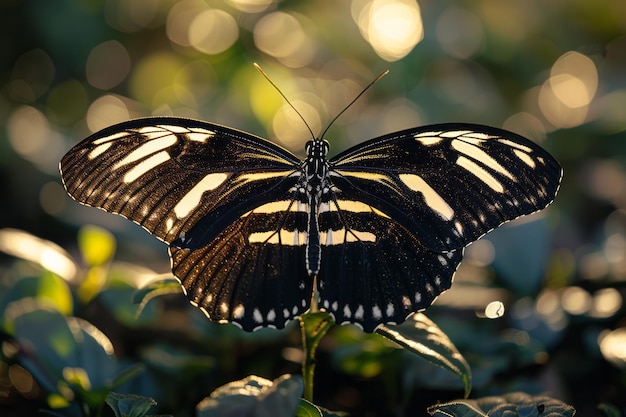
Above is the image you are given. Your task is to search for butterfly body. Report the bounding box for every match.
[60,117,561,332]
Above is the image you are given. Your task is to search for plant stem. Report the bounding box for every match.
[298,310,334,402]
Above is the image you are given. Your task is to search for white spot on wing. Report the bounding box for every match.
[499,138,533,153]
[452,139,514,180]
[123,151,170,182]
[402,296,411,308]
[89,142,113,159]
[186,132,213,142]
[174,173,228,218]
[414,132,444,145]
[372,305,382,319]
[319,229,376,244]
[343,305,352,318]
[93,131,127,144]
[253,308,263,323]
[398,174,454,220]
[461,132,493,140]
[355,305,364,320]
[442,130,471,138]
[115,135,177,168]
[457,156,504,192]
[513,149,536,167]
[248,229,307,246]
[386,303,395,317]
[233,304,245,319]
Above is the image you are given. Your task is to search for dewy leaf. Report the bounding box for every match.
[106,392,158,417]
[428,392,576,417]
[196,374,304,417]
[376,313,472,397]
[296,399,346,417]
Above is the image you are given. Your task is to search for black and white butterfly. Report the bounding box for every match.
[60,103,561,332]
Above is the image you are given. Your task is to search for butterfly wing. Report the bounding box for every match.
[61,117,310,330]
[316,194,464,331]
[319,123,562,331]
[169,202,311,330]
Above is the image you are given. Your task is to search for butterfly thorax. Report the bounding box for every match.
[302,139,331,276]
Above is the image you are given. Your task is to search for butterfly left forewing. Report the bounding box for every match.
[60,117,302,246]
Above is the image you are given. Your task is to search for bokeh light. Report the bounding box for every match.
[86,40,131,90]
[253,12,315,68]
[86,95,131,133]
[352,0,423,62]
[7,106,65,174]
[599,328,626,369]
[188,9,239,55]
[484,300,505,319]
[226,0,275,13]
[538,51,598,129]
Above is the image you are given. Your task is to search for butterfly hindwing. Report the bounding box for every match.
[315,193,464,331]
[328,123,562,253]
[169,197,312,330]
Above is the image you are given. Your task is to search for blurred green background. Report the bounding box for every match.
[1,0,625,416]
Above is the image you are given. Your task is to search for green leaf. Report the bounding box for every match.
[598,402,621,417]
[77,225,116,267]
[10,307,142,409]
[106,392,158,417]
[133,277,182,319]
[0,228,78,282]
[196,374,304,417]
[376,313,472,397]
[0,272,73,329]
[296,399,346,417]
[427,392,576,417]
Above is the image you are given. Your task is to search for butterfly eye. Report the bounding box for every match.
[322,140,330,155]
[305,140,314,154]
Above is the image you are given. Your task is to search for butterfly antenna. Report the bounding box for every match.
[254,63,316,141]
[319,69,389,140]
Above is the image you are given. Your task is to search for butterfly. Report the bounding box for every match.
[60,85,561,332]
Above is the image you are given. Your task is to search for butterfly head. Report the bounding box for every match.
[305,139,330,160]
